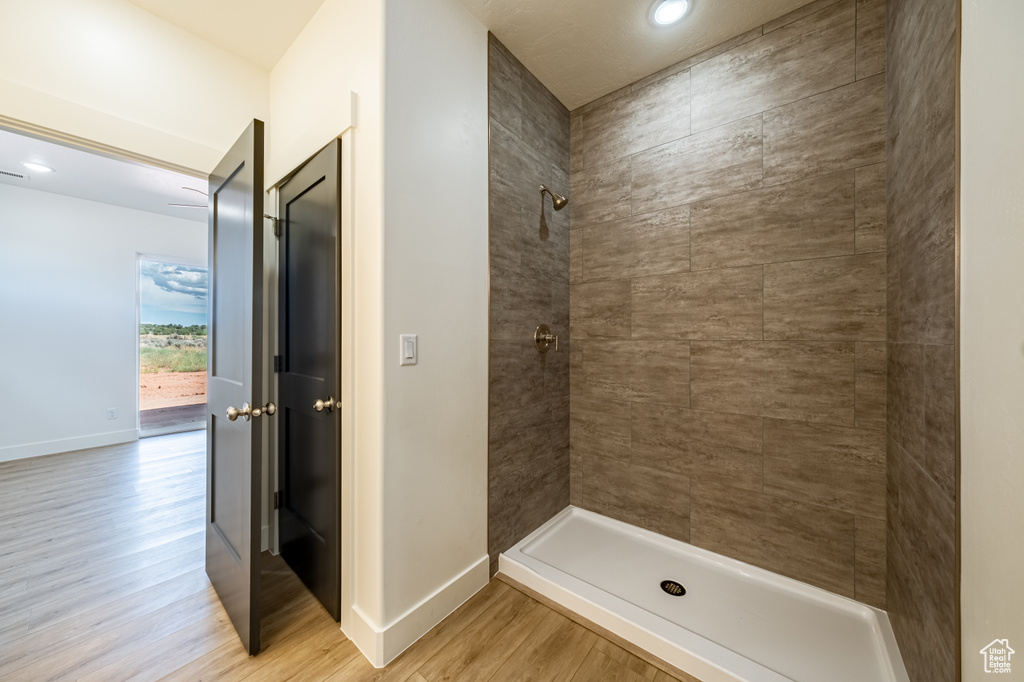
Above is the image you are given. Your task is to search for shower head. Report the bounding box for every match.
[540,185,568,211]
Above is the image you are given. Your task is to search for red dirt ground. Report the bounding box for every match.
[140,371,207,410]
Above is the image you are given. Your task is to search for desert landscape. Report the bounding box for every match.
[140,370,206,410]
[139,324,207,412]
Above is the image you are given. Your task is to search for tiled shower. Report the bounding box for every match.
[488,36,571,577]
[488,0,958,679]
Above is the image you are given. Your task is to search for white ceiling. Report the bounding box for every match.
[0,128,208,223]
[458,0,813,110]
[0,2,820,238]
[125,0,813,111]
[125,0,327,71]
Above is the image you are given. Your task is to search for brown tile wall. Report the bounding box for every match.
[568,0,890,606]
[488,35,571,575]
[886,0,959,679]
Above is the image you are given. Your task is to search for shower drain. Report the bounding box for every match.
[660,579,686,596]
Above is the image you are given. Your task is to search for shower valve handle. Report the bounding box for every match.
[534,325,559,353]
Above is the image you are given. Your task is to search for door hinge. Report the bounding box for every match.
[273,491,281,510]
[264,213,280,237]
[273,355,283,372]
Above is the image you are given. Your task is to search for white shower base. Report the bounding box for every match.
[499,507,909,682]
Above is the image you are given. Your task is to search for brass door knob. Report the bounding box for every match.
[226,403,252,422]
[252,402,277,418]
[313,396,336,413]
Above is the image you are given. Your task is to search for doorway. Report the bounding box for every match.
[204,126,343,653]
[276,139,342,621]
[1,119,344,657]
[138,257,209,437]
[0,125,208,460]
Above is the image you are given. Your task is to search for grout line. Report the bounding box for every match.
[688,74,693,139]
[854,341,861,428]
[758,482,880,522]
[686,206,693,274]
[761,112,766,185]
[761,265,766,342]
[578,336,881,345]
[701,69,885,143]
[629,25,764,97]
[891,426,956,503]
[854,163,862,253]
[853,513,860,601]
[580,90,885,231]
[854,0,859,79]
[571,394,880,434]
[764,0,847,34]
[761,418,765,493]
[627,155,634,219]
[687,340,692,409]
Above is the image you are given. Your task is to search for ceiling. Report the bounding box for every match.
[459,0,814,109]
[122,0,813,111]
[0,128,208,223]
[125,0,327,71]
[0,2,819,246]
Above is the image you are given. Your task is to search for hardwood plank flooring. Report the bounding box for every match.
[0,432,695,682]
[139,404,205,432]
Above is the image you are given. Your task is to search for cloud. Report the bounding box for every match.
[141,285,206,315]
[141,262,207,300]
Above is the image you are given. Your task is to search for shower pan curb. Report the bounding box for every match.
[498,506,909,682]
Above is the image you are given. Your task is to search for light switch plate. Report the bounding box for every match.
[400,334,418,366]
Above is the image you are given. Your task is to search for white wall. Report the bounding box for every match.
[960,1,1024,678]
[379,0,490,664]
[0,184,207,461]
[267,0,374,186]
[0,0,269,173]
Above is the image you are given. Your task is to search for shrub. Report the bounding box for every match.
[140,346,208,373]
[140,323,207,336]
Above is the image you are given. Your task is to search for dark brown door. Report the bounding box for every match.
[277,140,341,620]
[206,119,265,655]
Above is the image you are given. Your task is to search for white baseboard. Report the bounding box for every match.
[345,554,490,667]
[0,429,139,463]
[347,605,384,667]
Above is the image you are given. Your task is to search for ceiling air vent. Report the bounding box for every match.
[0,169,27,179]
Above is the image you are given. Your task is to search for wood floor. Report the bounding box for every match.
[0,432,692,682]
[139,404,205,436]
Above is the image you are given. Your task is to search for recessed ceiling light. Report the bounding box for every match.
[652,0,690,26]
[23,162,54,174]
